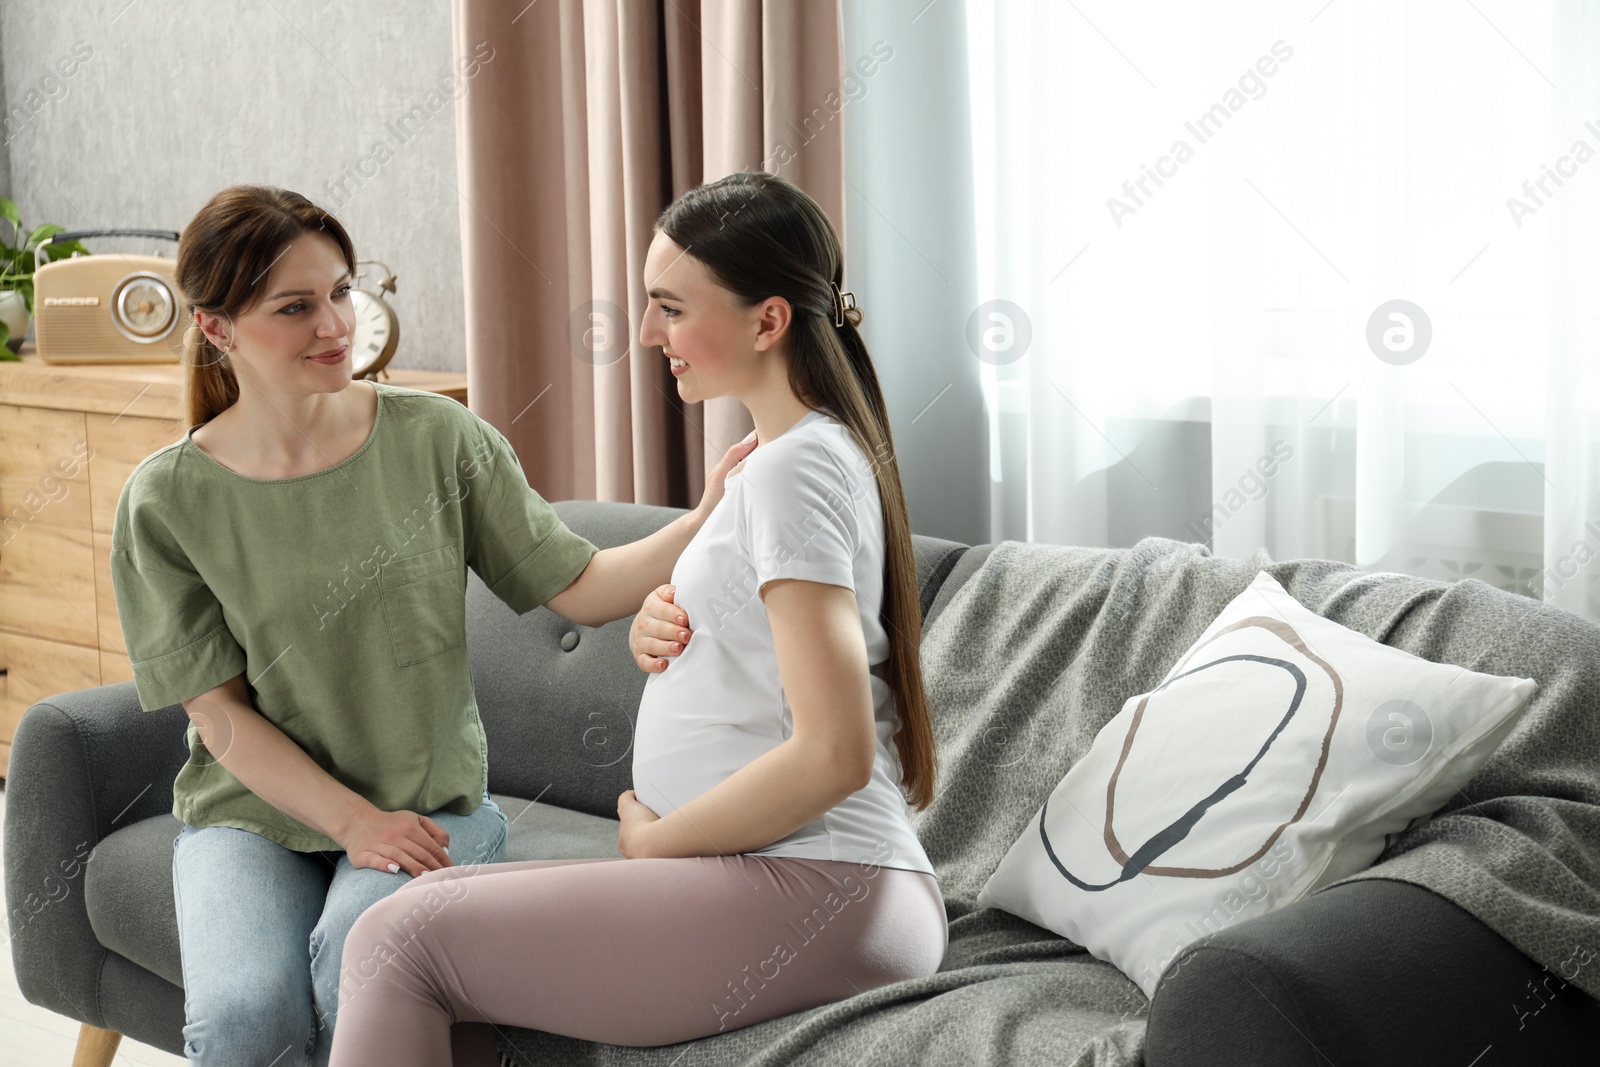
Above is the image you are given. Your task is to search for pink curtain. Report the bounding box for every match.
[451,0,844,506]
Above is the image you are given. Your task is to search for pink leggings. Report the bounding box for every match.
[327,854,947,1067]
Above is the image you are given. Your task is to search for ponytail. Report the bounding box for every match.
[182,322,239,429]
[819,296,935,811]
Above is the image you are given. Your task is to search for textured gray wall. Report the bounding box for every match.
[2,1,467,372]
[0,29,11,211]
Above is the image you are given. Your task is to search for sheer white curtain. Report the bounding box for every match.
[842,0,987,547]
[947,0,1600,623]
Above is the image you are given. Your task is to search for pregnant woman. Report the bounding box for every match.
[327,172,947,1066]
[109,185,754,1066]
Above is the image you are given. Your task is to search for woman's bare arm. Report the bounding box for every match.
[618,578,880,858]
[544,509,707,629]
[544,434,757,629]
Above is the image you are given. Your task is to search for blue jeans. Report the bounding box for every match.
[170,793,508,1066]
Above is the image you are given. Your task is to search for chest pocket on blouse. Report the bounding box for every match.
[378,545,465,666]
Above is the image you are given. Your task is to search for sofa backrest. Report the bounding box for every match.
[466,499,976,817]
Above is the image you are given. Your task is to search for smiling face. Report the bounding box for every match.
[196,230,356,395]
[639,230,789,405]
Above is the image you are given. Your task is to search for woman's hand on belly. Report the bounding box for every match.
[629,584,693,673]
[626,579,879,859]
[616,789,664,857]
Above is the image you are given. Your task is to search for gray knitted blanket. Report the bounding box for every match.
[501,537,1600,1066]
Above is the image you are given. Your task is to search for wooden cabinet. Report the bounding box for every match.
[0,346,468,775]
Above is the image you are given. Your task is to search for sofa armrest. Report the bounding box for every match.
[1144,877,1600,1066]
[4,683,188,1026]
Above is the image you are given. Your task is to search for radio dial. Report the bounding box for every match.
[112,273,177,341]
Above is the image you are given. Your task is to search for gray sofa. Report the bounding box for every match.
[7,500,1600,1066]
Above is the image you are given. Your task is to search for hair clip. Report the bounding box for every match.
[832,282,857,327]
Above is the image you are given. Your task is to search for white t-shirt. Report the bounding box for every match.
[632,407,936,876]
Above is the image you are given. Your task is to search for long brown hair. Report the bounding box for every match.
[656,172,936,810]
[175,186,357,427]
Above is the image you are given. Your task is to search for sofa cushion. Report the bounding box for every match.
[84,797,621,990]
[978,569,1536,996]
[498,795,621,862]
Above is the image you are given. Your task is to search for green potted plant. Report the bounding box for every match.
[0,196,91,359]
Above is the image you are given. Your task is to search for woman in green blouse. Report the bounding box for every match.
[108,185,754,1067]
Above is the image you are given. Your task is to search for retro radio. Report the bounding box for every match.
[33,228,184,364]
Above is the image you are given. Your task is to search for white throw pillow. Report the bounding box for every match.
[977,571,1537,998]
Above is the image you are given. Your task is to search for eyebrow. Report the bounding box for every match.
[267,270,354,302]
[648,287,683,301]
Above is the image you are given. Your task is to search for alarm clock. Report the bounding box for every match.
[349,259,400,379]
[34,229,184,364]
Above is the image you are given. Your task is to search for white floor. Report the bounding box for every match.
[0,782,188,1066]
